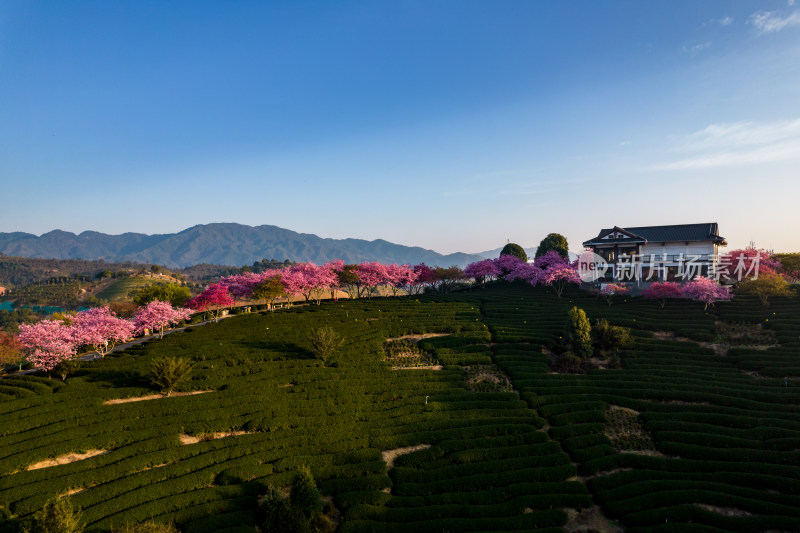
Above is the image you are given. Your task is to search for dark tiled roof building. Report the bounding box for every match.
[582,223,727,283]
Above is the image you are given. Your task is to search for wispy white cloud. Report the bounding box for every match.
[651,118,800,170]
[750,10,800,33]
[789,0,796,8]
[683,41,712,56]
[720,16,733,26]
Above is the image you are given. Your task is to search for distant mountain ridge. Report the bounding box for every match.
[0,223,483,268]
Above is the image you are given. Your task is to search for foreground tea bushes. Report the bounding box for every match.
[0,294,576,532]
[478,285,800,531]
[2,284,799,532]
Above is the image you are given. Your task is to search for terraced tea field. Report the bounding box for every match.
[1,285,799,532]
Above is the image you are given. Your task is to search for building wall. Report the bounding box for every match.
[640,241,716,258]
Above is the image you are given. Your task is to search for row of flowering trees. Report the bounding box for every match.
[600,279,734,310]
[464,251,581,296]
[187,254,585,313]
[195,261,444,312]
[16,301,192,372]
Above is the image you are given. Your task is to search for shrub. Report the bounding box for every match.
[53,359,81,382]
[567,307,592,359]
[593,319,631,354]
[110,521,180,533]
[148,357,193,396]
[30,497,83,533]
[308,326,344,365]
[259,487,310,533]
[736,273,793,305]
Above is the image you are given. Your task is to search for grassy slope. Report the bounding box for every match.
[93,276,163,302]
[0,285,799,532]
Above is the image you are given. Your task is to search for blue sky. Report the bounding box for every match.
[2,1,799,256]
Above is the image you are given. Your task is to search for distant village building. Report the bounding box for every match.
[582,223,727,282]
[0,286,5,296]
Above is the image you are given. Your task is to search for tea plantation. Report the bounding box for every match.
[1,285,799,532]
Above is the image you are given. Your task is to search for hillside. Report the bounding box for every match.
[0,224,483,269]
[1,285,799,532]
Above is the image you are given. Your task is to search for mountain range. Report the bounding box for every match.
[0,223,488,268]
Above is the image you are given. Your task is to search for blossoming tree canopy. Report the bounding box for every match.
[72,306,135,358]
[134,300,193,338]
[504,262,540,284]
[356,261,389,297]
[409,263,437,295]
[600,283,629,296]
[493,254,526,279]
[682,276,733,310]
[641,281,684,308]
[464,259,501,284]
[539,265,582,297]
[17,319,78,372]
[187,283,234,321]
[719,248,781,282]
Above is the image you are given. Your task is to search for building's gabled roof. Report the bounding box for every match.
[583,223,726,247]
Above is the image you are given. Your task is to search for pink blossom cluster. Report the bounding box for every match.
[600,283,630,296]
[641,279,732,309]
[16,301,194,372]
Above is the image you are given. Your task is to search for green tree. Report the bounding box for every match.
[150,265,162,274]
[308,327,344,365]
[53,359,81,382]
[774,253,800,281]
[433,266,466,293]
[149,357,193,396]
[259,486,310,533]
[535,233,569,259]
[30,497,83,533]
[568,306,593,359]
[336,265,360,299]
[252,276,285,308]
[736,273,793,305]
[133,283,191,307]
[290,467,324,518]
[0,330,25,372]
[500,243,527,263]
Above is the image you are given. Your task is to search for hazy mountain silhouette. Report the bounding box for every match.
[0,223,483,268]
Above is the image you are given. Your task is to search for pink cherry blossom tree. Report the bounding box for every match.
[493,254,526,280]
[505,262,540,284]
[383,264,418,296]
[356,262,389,297]
[218,273,261,302]
[682,276,733,310]
[533,250,568,271]
[287,262,326,303]
[538,265,581,297]
[599,283,629,306]
[641,281,683,308]
[187,283,235,321]
[719,248,781,282]
[279,268,304,305]
[72,307,135,358]
[464,259,501,285]
[17,319,78,373]
[134,300,193,338]
[408,264,436,295]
